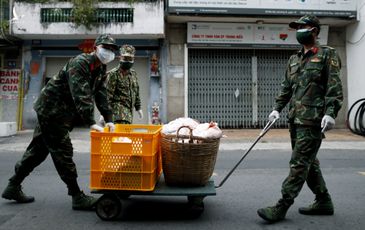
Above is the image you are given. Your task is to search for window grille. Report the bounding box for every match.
[40,8,134,23]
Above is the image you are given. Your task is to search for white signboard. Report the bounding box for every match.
[187,22,329,46]
[169,0,356,17]
[188,23,254,44]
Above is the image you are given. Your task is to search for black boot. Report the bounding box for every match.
[2,180,34,203]
[72,191,98,210]
[257,198,292,223]
[299,193,334,215]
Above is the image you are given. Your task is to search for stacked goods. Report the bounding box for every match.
[161,118,222,186]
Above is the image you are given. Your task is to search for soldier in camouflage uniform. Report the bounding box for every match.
[104,44,143,124]
[257,15,343,222]
[1,34,118,210]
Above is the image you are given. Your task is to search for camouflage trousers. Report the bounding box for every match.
[113,108,133,124]
[281,124,329,202]
[11,115,80,195]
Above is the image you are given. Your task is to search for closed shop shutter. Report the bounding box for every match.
[188,48,293,128]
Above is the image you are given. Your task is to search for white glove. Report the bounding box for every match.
[137,110,143,120]
[99,115,105,126]
[105,122,115,132]
[321,115,335,132]
[268,110,280,122]
[90,124,104,132]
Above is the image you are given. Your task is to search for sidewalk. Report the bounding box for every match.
[10,127,364,142]
[1,128,364,153]
[221,128,365,142]
[220,128,365,150]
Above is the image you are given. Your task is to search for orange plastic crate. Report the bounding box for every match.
[90,124,162,191]
[90,168,161,191]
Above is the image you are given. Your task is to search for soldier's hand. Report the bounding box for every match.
[106,122,115,132]
[90,124,104,132]
[137,110,143,120]
[99,115,105,126]
[321,115,335,132]
[268,110,280,122]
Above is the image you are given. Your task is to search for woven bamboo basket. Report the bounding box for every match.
[161,126,220,186]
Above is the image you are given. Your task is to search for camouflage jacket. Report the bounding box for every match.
[274,45,343,126]
[106,67,141,123]
[34,53,113,126]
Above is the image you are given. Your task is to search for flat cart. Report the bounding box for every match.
[91,120,276,221]
[92,177,216,220]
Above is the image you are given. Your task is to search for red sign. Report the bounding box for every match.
[78,39,95,53]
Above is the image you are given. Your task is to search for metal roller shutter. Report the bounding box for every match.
[188,48,293,128]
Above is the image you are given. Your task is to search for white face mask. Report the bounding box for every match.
[95,46,115,64]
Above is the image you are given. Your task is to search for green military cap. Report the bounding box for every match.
[94,34,119,50]
[289,15,321,34]
[120,44,136,57]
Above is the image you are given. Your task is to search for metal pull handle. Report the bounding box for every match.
[215,118,277,188]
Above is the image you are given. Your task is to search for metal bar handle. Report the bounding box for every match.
[215,118,277,188]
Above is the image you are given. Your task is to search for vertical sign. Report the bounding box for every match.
[0,69,20,99]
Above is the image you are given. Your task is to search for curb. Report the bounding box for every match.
[219,141,365,151]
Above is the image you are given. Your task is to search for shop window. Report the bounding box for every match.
[7,60,16,69]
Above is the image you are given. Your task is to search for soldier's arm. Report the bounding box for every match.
[105,70,117,104]
[95,71,113,123]
[324,49,343,118]
[133,74,141,111]
[274,59,293,112]
[67,59,96,126]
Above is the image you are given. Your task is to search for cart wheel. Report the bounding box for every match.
[96,194,122,221]
[187,196,205,205]
[117,194,131,199]
[187,196,205,218]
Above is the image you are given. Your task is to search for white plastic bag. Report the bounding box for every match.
[192,122,223,139]
[162,117,199,135]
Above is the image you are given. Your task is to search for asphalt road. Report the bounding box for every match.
[0,129,364,230]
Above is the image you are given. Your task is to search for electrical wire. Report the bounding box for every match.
[346,98,365,136]
[347,31,365,45]
[346,2,365,45]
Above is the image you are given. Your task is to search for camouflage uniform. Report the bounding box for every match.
[106,45,141,124]
[257,15,343,222]
[7,38,115,196]
[274,44,343,202]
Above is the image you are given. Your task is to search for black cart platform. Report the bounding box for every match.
[91,177,216,220]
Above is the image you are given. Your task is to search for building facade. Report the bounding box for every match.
[6,0,164,129]
[163,0,358,129]
[0,0,22,127]
[1,0,364,130]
